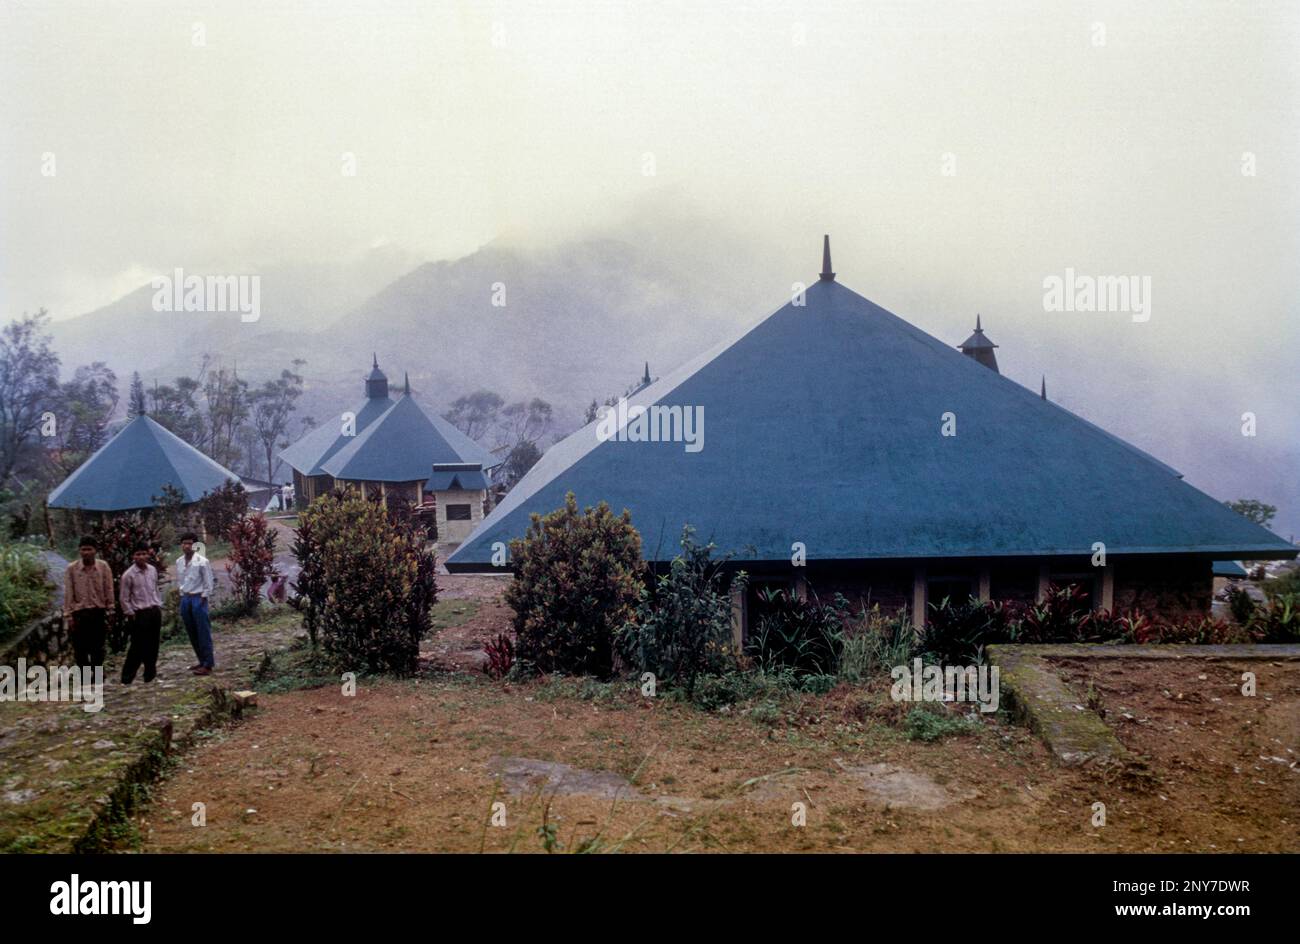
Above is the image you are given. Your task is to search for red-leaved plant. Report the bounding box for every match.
[483,633,515,680]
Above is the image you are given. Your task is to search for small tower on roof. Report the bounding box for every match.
[367,354,389,399]
[957,315,999,374]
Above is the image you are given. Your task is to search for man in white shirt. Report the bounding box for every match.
[176,532,216,676]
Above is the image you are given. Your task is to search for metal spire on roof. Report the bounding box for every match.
[976,313,982,331]
[819,235,835,281]
[643,362,651,384]
[373,353,378,369]
[1041,375,1047,400]
[404,372,410,396]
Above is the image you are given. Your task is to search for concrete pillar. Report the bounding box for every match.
[793,573,808,602]
[978,566,991,603]
[1037,562,1051,602]
[1100,565,1115,612]
[730,585,747,652]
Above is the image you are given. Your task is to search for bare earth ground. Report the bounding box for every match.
[130,578,1299,854]
[1051,656,1300,851]
[0,608,302,852]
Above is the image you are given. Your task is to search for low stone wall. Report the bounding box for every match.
[1,612,70,666]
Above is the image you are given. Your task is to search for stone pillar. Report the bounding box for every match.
[730,585,746,652]
[1037,562,1051,602]
[978,566,991,603]
[912,566,927,627]
[1099,565,1115,612]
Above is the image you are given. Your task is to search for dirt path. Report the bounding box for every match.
[0,607,301,852]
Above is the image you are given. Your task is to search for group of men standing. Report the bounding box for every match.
[62,532,217,684]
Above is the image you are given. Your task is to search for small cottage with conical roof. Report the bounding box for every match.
[48,414,240,513]
[279,358,497,546]
[449,237,1295,636]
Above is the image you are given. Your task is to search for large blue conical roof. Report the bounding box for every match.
[448,275,1295,569]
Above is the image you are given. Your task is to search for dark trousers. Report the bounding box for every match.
[69,608,107,667]
[180,594,215,669]
[122,606,162,683]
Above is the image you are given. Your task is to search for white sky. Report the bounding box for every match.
[2,0,1298,530]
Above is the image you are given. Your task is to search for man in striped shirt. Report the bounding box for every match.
[119,543,163,683]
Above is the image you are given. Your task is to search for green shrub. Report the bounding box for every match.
[504,492,644,678]
[0,542,54,643]
[1226,585,1256,624]
[836,604,916,681]
[904,704,976,741]
[199,481,249,543]
[296,491,438,675]
[616,527,741,696]
[688,668,799,711]
[921,596,1010,663]
[1249,592,1299,643]
[747,588,848,677]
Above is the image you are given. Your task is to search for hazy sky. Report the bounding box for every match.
[3,0,1298,531]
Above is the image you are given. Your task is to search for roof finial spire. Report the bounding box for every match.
[404,372,410,396]
[643,361,651,384]
[819,234,835,281]
[1040,375,1047,400]
[976,313,982,332]
[373,352,378,369]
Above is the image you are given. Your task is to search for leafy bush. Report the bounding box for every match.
[0,542,54,643]
[836,604,916,681]
[225,513,279,614]
[504,492,644,678]
[200,481,249,542]
[1012,583,1107,645]
[746,588,848,677]
[296,491,438,675]
[616,527,741,696]
[483,633,515,680]
[920,596,1010,663]
[1248,592,1299,643]
[1226,585,1256,624]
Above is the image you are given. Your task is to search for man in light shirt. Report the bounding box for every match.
[176,532,216,676]
[119,542,163,684]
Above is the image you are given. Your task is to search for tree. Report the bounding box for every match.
[1225,499,1277,529]
[50,362,119,476]
[502,440,541,490]
[446,389,504,441]
[0,310,60,485]
[496,398,553,451]
[202,365,248,469]
[149,375,204,445]
[249,363,304,484]
[127,372,147,418]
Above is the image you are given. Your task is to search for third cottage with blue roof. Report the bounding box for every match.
[448,237,1296,639]
[279,356,497,549]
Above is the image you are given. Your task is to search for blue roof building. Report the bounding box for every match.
[279,358,497,547]
[448,237,1295,633]
[48,415,239,513]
